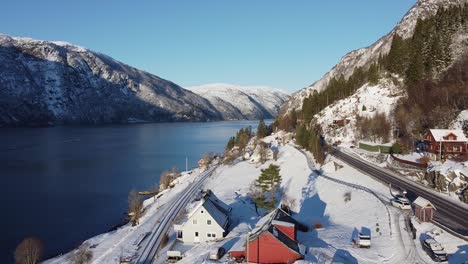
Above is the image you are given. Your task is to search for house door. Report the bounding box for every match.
[194,232,200,243]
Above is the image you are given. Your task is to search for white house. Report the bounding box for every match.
[174,190,231,243]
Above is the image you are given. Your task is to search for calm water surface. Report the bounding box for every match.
[0,120,262,263]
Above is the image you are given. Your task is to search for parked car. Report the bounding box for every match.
[391,199,411,210]
[209,247,226,260]
[357,227,371,248]
[166,250,183,263]
[422,239,448,262]
[394,194,410,203]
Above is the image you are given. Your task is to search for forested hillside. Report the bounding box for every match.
[280,3,468,151]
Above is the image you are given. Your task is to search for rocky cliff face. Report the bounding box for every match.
[0,35,222,126]
[187,83,289,120]
[280,0,468,115]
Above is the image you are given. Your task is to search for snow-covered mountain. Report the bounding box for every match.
[0,35,222,126]
[281,0,468,115]
[187,83,289,120]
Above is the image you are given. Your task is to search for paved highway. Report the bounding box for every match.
[135,166,218,264]
[331,147,468,235]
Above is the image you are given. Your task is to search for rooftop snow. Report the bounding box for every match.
[429,129,468,142]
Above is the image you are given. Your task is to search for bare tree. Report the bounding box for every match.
[14,237,43,264]
[202,152,215,165]
[258,142,269,164]
[71,243,93,264]
[159,170,172,190]
[128,190,143,226]
[273,149,279,161]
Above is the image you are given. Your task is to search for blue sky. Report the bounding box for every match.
[1,0,415,92]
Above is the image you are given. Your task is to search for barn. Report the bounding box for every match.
[413,196,436,222]
[246,208,304,264]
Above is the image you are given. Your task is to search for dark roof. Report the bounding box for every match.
[248,208,302,255]
[201,190,231,229]
[268,225,301,255]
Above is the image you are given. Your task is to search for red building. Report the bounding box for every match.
[413,196,436,222]
[423,129,468,160]
[246,208,303,264]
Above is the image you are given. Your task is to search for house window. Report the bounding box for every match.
[453,146,460,152]
[212,233,216,238]
[207,220,212,225]
[207,233,216,238]
[193,219,197,224]
[177,231,183,239]
[195,232,199,237]
[207,233,212,238]
[201,210,204,213]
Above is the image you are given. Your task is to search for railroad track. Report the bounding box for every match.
[135,166,217,264]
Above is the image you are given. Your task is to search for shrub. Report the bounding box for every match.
[391,142,403,154]
[71,243,93,264]
[14,237,43,264]
[343,192,352,203]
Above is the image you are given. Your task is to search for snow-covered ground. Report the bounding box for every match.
[159,134,468,263]
[44,134,468,264]
[43,169,206,264]
[315,79,403,144]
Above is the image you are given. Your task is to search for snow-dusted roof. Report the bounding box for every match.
[187,190,231,229]
[413,196,436,209]
[249,208,298,240]
[429,129,468,142]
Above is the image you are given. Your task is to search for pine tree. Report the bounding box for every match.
[368,63,380,85]
[256,164,281,192]
[226,136,235,151]
[386,34,408,75]
[257,119,268,138]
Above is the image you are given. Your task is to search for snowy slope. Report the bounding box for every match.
[0,34,222,126]
[315,78,404,144]
[187,83,289,120]
[43,135,468,263]
[281,0,468,114]
[451,110,468,132]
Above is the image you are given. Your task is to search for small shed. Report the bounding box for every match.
[413,196,436,222]
[228,238,246,260]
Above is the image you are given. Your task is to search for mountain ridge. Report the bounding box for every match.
[187,83,289,120]
[0,34,223,126]
[280,0,468,115]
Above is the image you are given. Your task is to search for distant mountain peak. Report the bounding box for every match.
[187,83,290,120]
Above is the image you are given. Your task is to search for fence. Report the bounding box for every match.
[390,153,428,169]
[358,142,392,153]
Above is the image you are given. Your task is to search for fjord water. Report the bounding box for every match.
[0,120,262,262]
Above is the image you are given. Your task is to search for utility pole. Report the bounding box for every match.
[439,140,442,161]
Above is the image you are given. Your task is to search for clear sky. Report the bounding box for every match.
[1,0,415,92]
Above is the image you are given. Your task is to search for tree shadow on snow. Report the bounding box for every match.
[449,244,468,264]
[331,249,358,264]
[295,172,331,263]
[226,195,261,232]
